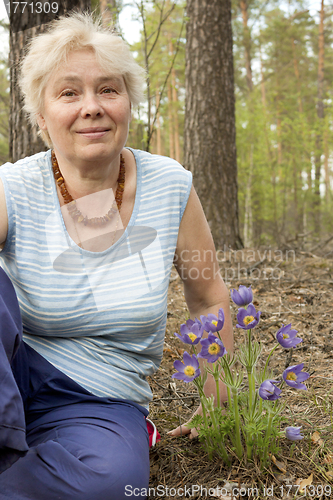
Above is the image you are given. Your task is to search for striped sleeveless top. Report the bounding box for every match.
[0,148,192,407]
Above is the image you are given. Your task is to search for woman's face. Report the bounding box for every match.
[37,50,131,167]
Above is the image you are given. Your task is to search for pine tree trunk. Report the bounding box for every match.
[184,0,242,249]
[9,0,91,163]
[100,0,112,25]
[243,145,253,247]
[314,0,325,235]
[99,0,119,27]
[239,0,253,92]
[167,81,175,159]
[168,35,180,162]
[155,88,162,156]
[259,43,279,243]
[324,127,329,203]
[171,67,181,163]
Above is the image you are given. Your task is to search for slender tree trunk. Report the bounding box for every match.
[292,38,303,114]
[155,87,162,156]
[314,0,325,235]
[9,0,91,163]
[243,145,253,247]
[171,67,180,163]
[277,115,282,170]
[259,44,267,109]
[167,81,175,159]
[259,43,279,243]
[292,155,299,237]
[291,36,307,237]
[99,0,119,28]
[239,0,253,92]
[168,36,181,163]
[324,126,329,203]
[184,0,242,249]
[100,0,112,26]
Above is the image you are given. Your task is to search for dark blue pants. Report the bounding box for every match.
[0,268,150,499]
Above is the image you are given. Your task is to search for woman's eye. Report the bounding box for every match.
[61,91,75,97]
[102,87,116,94]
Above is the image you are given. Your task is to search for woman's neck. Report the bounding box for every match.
[52,148,123,200]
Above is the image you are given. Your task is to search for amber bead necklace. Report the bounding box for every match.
[51,150,125,227]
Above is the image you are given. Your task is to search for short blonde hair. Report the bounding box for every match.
[19,11,146,147]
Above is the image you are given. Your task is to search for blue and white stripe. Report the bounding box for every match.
[0,148,192,407]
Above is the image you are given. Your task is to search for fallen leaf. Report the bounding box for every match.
[299,473,313,493]
[326,471,333,480]
[271,455,287,474]
[311,431,321,442]
[311,431,324,446]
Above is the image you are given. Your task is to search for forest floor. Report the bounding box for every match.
[147,246,333,499]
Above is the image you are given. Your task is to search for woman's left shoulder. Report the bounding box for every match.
[128,148,192,181]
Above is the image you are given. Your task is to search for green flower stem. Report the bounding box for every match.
[208,403,230,464]
[259,396,262,415]
[232,387,243,459]
[263,344,279,379]
[227,386,232,409]
[246,368,256,460]
[213,365,221,409]
[194,380,213,458]
[246,438,253,461]
[263,410,274,465]
[248,369,255,413]
[247,328,252,349]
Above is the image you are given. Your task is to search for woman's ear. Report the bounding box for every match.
[36,113,47,130]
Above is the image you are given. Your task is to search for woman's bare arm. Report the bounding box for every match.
[169,185,233,438]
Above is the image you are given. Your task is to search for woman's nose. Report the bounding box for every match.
[80,93,104,118]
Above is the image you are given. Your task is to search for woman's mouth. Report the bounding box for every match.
[77,128,110,139]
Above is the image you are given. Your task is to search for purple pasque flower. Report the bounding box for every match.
[200,308,225,333]
[231,285,253,307]
[172,352,200,383]
[258,379,282,401]
[283,363,309,390]
[236,303,261,330]
[285,426,304,441]
[276,324,302,348]
[174,318,204,345]
[198,332,227,363]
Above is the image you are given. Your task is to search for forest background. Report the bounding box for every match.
[0,0,332,249]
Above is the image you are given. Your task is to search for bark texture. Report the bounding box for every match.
[184,0,242,249]
[9,0,91,163]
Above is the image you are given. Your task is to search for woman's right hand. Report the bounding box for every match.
[167,404,202,440]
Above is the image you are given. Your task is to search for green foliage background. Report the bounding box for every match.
[128,0,333,246]
[1,1,332,246]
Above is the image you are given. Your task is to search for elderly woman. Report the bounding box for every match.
[0,12,233,500]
